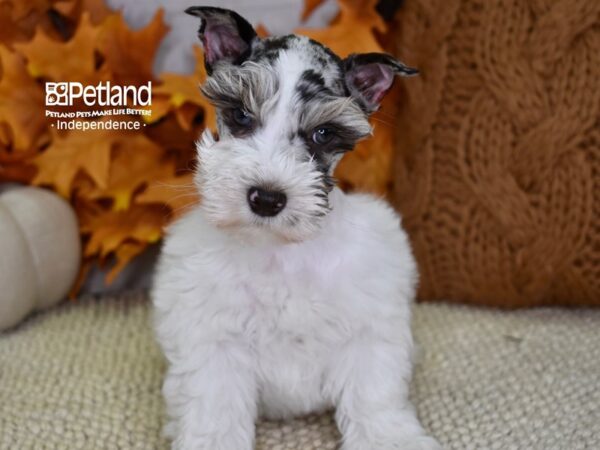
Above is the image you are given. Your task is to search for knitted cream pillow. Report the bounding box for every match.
[389,0,599,306]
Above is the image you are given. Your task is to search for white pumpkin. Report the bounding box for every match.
[0,186,80,330]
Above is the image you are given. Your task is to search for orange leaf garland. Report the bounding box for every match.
[297,0,386,57]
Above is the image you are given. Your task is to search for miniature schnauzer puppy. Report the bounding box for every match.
[152,6,440,450]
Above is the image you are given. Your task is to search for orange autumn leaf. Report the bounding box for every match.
[0,45,47,152]
[83,133,175,210]
[155,73,205,108]
[32,127,116,197]
[80,204,167,259]
[97,9,167,86]
[14,12,100,82]
[146,73,206,128]
[296,0,386,57]
[136,172,198,218]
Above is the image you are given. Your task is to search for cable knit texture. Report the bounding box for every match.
[390,0,600,306]
[1,292,599,449]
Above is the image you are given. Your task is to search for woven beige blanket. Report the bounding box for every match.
[0,292,598,449]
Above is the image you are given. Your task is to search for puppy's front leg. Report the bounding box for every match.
[329,336,441,450]
[163,343,257,450]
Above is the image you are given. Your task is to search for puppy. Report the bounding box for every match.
[152,6,441,450]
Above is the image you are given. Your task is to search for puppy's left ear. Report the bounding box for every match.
[185,6,258,74]
[343,53,418,113]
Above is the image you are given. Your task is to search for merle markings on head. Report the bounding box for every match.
[186,6,417,242]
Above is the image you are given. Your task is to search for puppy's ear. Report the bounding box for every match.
[342,53,418,113]
[185,6,258,74]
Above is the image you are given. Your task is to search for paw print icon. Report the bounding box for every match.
[46,82,69,106]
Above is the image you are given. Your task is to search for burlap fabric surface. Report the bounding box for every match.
[1,292,598,449]
[390,0,600,306]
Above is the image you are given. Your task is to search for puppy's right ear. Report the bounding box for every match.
[185,6,258,74]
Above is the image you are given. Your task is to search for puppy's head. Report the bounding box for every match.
[187,6,417,242]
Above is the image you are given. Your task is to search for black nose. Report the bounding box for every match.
[247,187,287,217]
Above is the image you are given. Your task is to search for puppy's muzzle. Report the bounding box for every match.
[247,187,287,217]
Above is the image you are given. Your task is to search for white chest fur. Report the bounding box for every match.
[154,190,414,350]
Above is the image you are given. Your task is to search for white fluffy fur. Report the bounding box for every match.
[153,186,441,450]
[152,43,440,450]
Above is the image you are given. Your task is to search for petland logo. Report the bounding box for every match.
[46,81,151,107]
[45,81,152,130]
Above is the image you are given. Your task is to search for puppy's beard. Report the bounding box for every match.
[224,224,293,246]
[206,209,326,246]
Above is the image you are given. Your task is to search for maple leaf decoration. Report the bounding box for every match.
[97,10,167,86]
[33,127,113,196]
[1,0,404,294]
[14,12,100,82]
[83,134,176,211]
[80,204,166,259]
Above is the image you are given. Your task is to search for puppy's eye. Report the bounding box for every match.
[312,127,335,145]
[232,108,253,127]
